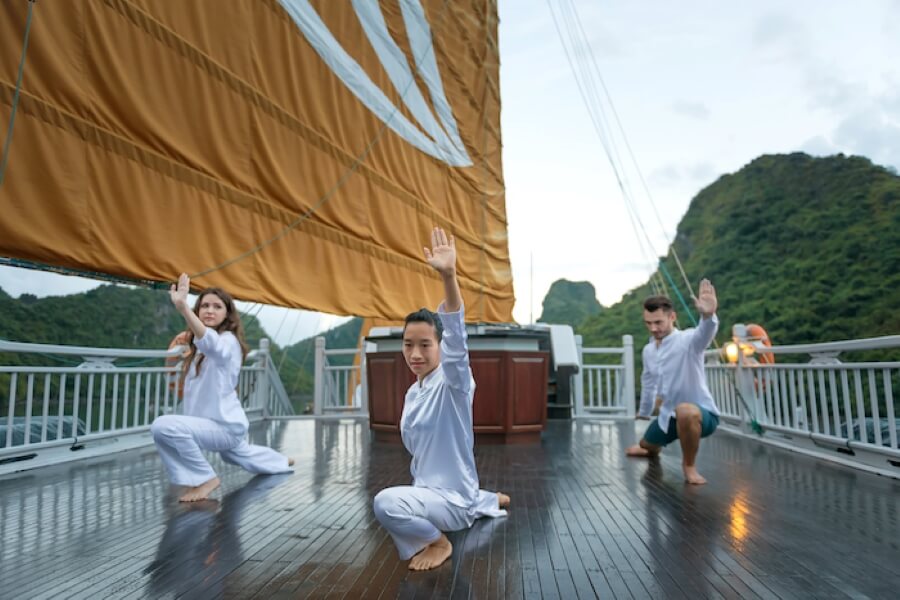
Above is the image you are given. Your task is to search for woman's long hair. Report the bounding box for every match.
[182,288,249,378]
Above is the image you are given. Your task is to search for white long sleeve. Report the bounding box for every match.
[183,330,249,436]
[641,315,720,433]
[399,305,479,510]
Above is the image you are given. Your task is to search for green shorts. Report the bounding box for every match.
[643,406,719,447]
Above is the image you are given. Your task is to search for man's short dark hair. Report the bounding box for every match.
[403,308,443,341]
[643,296,674,313]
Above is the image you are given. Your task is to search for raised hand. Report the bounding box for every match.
[423,227,456,276]
[693,278,717,317]
[170,273,191,309]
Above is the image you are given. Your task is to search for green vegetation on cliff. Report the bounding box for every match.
[575,153,900,351]
[0,284,362,410]
[538,280,602,328]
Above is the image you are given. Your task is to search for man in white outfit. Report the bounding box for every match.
[373,227,509,571]
[626,279,721,485]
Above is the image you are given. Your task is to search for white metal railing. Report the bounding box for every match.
[310,333,635,419]
[243,339,295,419]
[258,354,295,418]
[705,331,900,476]
[573,335,636,418]
[0,338,292,464]
[312,337,367,416]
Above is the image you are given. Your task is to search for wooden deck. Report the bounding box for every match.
[1,419,898,599]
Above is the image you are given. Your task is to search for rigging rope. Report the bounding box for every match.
[548,0,700,303]
[658,260,697,326]
[563,1,696,299]
[546,0,666,294]
[270,306,291,349]
[276,309,304,374]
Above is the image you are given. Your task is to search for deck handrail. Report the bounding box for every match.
[312,337,367,416]
[578,330,900,477]
[702,328,900,477]
[573,335,635,418]
[1,337,293,467]
[705,333,900,361]
[0,339,183,358]
[751,334,900,355]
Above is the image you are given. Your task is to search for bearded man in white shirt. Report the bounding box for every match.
[625,279,720,485]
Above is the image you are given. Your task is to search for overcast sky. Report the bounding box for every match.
[2,0,898,347]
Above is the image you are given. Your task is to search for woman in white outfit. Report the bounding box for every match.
[151,273,293,502]
[373,227,510,571]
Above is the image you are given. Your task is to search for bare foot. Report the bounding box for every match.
[626,444,652,457]
[497,492,511,508]
[683,465,707,485]
[408,534,452,571]
[179,477,220,502]
[182,498,219,511]
[288,457,295,466]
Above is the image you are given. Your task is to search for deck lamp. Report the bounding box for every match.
[724,341,755,363]
[725,342,739,363]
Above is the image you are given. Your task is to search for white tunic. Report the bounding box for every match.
[638,315,720,432]
[399,305,501,518]
[152,327,291,486]
[182,329,249,437]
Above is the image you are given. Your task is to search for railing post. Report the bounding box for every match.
[623,334,635,417]
[313,336,326,416]
[733,325,763,432]
[258,338,271,419]
[735,354,760,431]
[170,352,187,414]
[573,335,584,417]
[359,347,369,415]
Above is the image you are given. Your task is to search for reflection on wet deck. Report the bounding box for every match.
[1,419,898,598]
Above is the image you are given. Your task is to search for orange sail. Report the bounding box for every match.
[0,0,513,321]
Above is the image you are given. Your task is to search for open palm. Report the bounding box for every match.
[423,227,456,275]
[693,278,717,317]
[169,273,191,309]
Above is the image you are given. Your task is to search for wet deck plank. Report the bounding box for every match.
[1,419,898,599]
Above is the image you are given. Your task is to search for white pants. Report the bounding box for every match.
[151,415,292,487]
[373,486,506,560]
